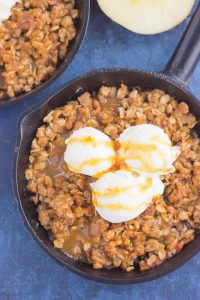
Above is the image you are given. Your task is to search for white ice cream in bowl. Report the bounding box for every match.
[64,124,181,223]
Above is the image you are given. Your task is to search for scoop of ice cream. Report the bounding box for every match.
[0,1,18,25]
[90,170,164,223]
[117,124,181,176]
[64,127,116,178]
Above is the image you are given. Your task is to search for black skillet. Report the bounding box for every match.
[13,3,200,284]
[0,0,90,108]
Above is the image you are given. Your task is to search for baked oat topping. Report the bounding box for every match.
[26,85,200,271]
[0,0,78,100]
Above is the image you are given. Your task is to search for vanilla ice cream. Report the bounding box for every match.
[64,127,116,178]
[90,170,164,223]
[64,124,180,223]
[0,1,18,25]
[118,124,181,176]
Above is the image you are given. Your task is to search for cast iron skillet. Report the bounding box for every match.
[13,4,200,284]
[0,0,90,108]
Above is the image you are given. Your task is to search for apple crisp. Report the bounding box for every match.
[25,85,200,271]
[0,0,78,100]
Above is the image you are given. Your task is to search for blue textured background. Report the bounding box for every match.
[0,1,200,299]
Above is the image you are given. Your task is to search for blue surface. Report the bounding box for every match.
[0,1,200,299]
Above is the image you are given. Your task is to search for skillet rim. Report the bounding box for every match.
[13,68,200,284]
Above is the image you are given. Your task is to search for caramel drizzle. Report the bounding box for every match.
[92,178,153,210]
[61,227,90,258]
[92,197,149,211]
[151,135,171,147]
[120,138,170,173]
[42,138,66,179]
[66,136,114,148]
[67,156,116,174]
[66,133,172,176]
[66,136,116,174]
[93,178,153,198]
[130,0,137,4]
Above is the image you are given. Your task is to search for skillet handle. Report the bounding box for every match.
[164,2,200,85]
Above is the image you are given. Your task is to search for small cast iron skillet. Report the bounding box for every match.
[0,0,90,108]
[13,4,200,284]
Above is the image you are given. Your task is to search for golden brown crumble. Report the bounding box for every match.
[26,85,200,271]
[0,0,78,100]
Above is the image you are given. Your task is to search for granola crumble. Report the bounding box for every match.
[0,0,78,100]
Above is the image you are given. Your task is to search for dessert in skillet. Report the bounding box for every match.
[0,0,78,100]
[26,85,200,271]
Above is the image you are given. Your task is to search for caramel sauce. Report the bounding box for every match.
[44,138,66,179]
[66,135,116,174]
[113,140,120,152]
[140,178,153,192]
[93,185,135,198]
[89,222,100,236]
[93,197,148,211]
[151,135,171,147]
[122,142,157,153]
[61,227,90,258]
[44,131,171,178]
[125,153,158,173]
[67,136,114,148]
[44,157,65,179]
[67,136,98,147]
[159,168,171,173]
[92,178,153,199]
[100,96,121,114]
[94,141,127,178]
[121,141,168,173]
[49,136,66,155]
[93,139,159,177]
[61,223,100,259]
[68,156,116,174]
